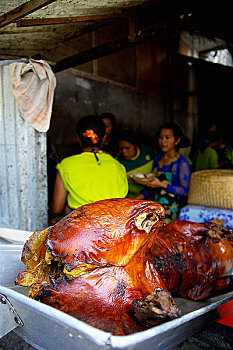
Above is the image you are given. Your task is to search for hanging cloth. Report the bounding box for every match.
[9,58,56,132]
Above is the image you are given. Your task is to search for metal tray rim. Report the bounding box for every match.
[1,284,233,349]
[0,285,111,346]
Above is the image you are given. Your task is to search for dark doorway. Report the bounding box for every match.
[197,65,233,147]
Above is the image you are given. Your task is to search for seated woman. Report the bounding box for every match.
[193,130,219,171]
[135,122,191,224]
[116,129,154,198]
[49,115,128,223]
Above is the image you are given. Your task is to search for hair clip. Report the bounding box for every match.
[83,129,99,144]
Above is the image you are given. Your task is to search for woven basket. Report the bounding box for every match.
[188,169,233,210]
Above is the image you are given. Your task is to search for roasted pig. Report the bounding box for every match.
[15,199,233,335]
[149,220,233,300]
[16,198,179,335]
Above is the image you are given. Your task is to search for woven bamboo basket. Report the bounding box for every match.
[188,169,233,210]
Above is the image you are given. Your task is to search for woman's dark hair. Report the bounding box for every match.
[117,129,139,147]
[158,122,190,150]
[200,130,219,153]
[100,112,116,128]
[76,115,106,147]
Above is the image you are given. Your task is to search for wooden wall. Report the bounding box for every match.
[50,24,199,159]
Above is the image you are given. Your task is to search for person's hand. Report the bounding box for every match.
[146,177,167,189]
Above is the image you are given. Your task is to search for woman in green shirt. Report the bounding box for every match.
[116,129,154,198]
[194,131,219,171]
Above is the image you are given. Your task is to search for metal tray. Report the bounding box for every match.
[1,241,233,350]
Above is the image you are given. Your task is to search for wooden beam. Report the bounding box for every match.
[52,36,134,73]
[52,21,169,73]
[16,0,158,27]
[17,13,126,27]
[0,0,57,29]
[51,9,197,73]
[176,53,233,75]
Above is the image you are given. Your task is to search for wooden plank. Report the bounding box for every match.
[136,37,165,96]
[17,13,127,27]
[0,0,57,29]
[16,0,158,27]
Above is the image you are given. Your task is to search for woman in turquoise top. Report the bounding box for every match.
[49,115,128,224]
[116,129,154,198]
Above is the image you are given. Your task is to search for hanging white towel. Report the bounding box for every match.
[9,58,56,132]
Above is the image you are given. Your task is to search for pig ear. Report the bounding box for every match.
[135,212,160,234]
[131,288,179,326]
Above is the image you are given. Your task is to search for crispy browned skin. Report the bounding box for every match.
[149,220,233,300]
[17,198,179,335]
[46,198,164,268]
[16,199,233,335]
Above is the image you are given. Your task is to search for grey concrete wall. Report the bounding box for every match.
[48,71,166,158]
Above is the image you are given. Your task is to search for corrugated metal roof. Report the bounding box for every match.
[0,64,48,231]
